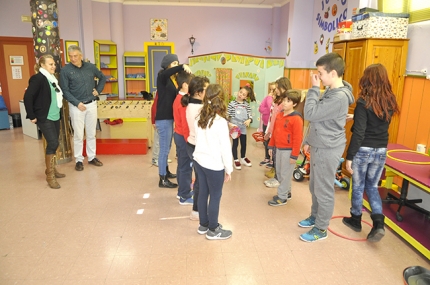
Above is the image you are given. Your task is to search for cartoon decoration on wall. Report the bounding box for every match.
[314,41,318,54]
[286,38,291,56]
[320,34,324,45]
[150,19,168,41]
[30,0,62,73]
[324,7,330,19]
[326,38,331,54]
[264,38,272,53]
[220,56,226,65]
[332,4,338,16]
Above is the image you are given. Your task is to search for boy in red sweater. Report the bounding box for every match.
[267,90,303,206]
[173,71,194,205]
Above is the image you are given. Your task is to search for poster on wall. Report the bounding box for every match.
[12,66,23,79]
[150,19,168,41]
[10,56,24,66]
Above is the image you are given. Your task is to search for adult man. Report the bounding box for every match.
[60,45,106,171]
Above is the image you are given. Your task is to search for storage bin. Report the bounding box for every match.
[10,113,22,128]
[0,110,10,130]
[352,12,409,39]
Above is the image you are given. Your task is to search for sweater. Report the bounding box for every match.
[186,97,203,145]
[193,115,233,174]
[173,91,189,139]
[346,97,392,160]
[304,81,354,148]
[268,111,303,159]
[258,95,273,125]
[155,65,185,120]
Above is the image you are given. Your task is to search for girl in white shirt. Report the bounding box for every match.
[193,84,233,240]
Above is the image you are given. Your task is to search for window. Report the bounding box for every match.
[378,0,430,23]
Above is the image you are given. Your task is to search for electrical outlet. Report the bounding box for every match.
[427,75,430,80]
[421,68,428,74]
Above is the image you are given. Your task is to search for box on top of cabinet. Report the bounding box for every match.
[352,12,409,39]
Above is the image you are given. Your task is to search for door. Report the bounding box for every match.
[0,37,36,114]
[144,42,175,94]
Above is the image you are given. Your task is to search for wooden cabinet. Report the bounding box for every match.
[123,52,148,99]
[332,38,409,174]
[94,40,119,100]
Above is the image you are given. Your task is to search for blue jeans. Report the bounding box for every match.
[173,132,192,199]
[155,119,174,176]
[350,147,387,216]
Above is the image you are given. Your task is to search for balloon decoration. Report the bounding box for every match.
[30,0,62,73]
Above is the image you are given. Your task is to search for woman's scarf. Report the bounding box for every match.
[38,67,63,108]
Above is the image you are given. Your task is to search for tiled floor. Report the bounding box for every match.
[0,125,429,285]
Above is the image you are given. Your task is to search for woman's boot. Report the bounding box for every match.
[159,175,178,188]
[342,212,362,232]
[166,166,176,179]
[367,214,385,242]
[45,154,60,189]
[53,155,66,178]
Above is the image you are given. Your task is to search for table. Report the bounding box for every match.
[366,143,430,259]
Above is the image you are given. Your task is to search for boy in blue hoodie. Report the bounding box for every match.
[298,53,355,242]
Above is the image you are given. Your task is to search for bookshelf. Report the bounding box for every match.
[94,40,118,100]
[123,52,148,99]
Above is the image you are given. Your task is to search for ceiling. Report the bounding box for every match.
[119,0,290,8]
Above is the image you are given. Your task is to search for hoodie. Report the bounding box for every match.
[304,80,354,148]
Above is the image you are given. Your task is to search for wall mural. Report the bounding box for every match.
[30,0,62,73]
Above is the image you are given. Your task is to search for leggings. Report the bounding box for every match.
[232,134,247,160]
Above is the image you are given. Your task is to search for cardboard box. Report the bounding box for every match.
[352,12,409,39]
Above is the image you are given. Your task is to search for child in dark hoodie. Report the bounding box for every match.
[298,52,355,242]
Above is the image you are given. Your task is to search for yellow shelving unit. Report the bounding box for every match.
[94,40,119,100]
[123,51,148,100]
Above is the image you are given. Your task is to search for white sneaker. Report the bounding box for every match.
[234,160,241,170]
[240,157,252,167]
[190,210,199,221]
[265,178,280,188]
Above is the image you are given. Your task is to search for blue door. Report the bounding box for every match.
[147,45,172,94]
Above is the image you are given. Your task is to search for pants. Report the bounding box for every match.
[309,144,344,230]
[37,119,60,155]
[232,134,247,160]
[152,127,159,162]
[195,161,225,230]
[155,119,173,176]
[275,149,296,200]
[69,102,97,162]
[173,132,192,199]
[350,147,387,216]
[262,125,269,160]
[186,143,199,212]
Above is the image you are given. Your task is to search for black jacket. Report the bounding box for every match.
[24,72,61,123]
[155,65,185,120]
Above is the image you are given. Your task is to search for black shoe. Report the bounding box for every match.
[166,166,176,179]
[159,175,178,188]
[75,162,84,171]
[89,157,103,166]
[342,213,362,232]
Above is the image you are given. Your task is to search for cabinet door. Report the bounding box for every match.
[344,40,367,106]
[332,42,346,59]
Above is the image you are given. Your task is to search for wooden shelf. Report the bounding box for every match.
[94,40,119,97]
[124,51,148,100]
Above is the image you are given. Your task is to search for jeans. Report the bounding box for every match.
[68,102,97,162]
[173,132,192,199]
[37,119,60,154]
[152,127,159,162]
[350,147,387,216]
[155,119,173,176]
[195,161,225,230]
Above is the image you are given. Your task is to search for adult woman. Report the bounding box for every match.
[343,64,399,242]
[155,54,192,188]
[24,55,65,189]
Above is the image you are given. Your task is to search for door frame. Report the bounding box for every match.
[144,42,175,95]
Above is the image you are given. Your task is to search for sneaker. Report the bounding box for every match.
[152,159,158,167]
[259,159,270,166]
[206,225,232,240]
[266,162,274,168]
[240,157,252,167]
[268,195,287,206]
[265,167,275,178]
[179,197,193,205]
[198,223,222,235]
[75,161,84,171]
[298,216,316,228]
[190,210,199,221]
[273,193,292,201]
[88,157,103,166]
[178,190,194,200]
[300,227,327,242]
[265,178,280,188]
[234,160,241,170]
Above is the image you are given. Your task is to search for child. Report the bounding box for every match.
[173,71,194,205]
[343,64,399,242]
[264,77,292,188]
[184,76,210,220]
[298,52,354,242]
[228,85,256,170]
[193,84,233,240]
[267,90,303,206]
[258,82,276,166]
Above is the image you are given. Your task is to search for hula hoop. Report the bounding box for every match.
[386,149,430,165]
[327,216,373,242]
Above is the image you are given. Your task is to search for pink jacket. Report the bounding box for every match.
[258,95,273,125]
[266,103,283,137]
